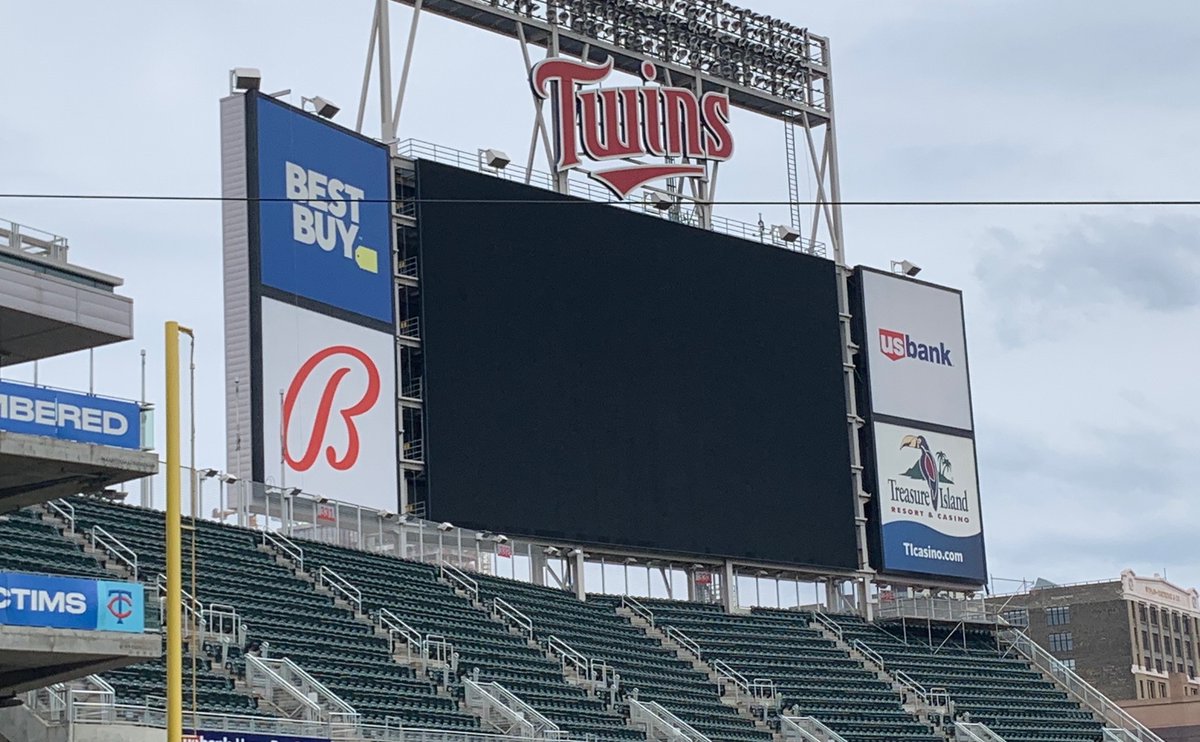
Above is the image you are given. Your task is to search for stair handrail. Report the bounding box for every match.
[810,610,843,640]
[781,716,850,742]
[893,669,950,713]
[424,634,459,674]
[376,607,424,658]
[244,654,323,721]
[317,565,363,613]
[627,697,712,742]
[851,638,885,668]
[463,678,563,739]
[47,498,76,533]
[202,602,244,646]
[491,596,534,639]
[440,560,479,602]
[89,524,138,581]
[622,595,655,627]
[665,625,703,659]
[155,572,205,631]
[263,530,304,571]
[1104,729,1143,742]
[1000,628,1164,742]
[546,635,590,679]
[276,656,358,720]
[954,721,1008,742]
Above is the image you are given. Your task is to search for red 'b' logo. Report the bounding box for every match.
[879,329,906,362]
[283,346,381,472]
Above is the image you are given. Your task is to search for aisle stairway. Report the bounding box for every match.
[66,497,477,730]
[283,538,642,742]
[621,599,940,742]
[472,575,771,742]
[826,613,1103,742]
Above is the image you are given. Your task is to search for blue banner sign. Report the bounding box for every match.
[0,380,142,449]
[188,731,331,742]
[0,572,144,633]
[255,95,393,324]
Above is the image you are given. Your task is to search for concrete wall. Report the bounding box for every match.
[1123,697,1200,742]
[74,723,165,742]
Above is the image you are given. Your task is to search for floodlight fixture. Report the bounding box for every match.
[648,192,674,211]
[230,67,262,92]
[302,95,340,119]
[772,224,800,243]
[437,521,455,532]
[201,468,220,479]
[482,148,512,169]
[220,474,240,484]
[568,548,586,558]
[494,534,510,544]
[890,259,922,277]
[544,546,562,557]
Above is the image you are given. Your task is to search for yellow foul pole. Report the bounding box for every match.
[165,321,190,742]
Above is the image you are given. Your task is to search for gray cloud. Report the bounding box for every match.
[974,215,1200,345]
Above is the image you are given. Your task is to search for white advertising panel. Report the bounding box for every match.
[860,270,973,432]
[260,298,398,511]
[873,421,985,582]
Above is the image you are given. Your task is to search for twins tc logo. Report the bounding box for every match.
[285,162,379,274]
[879,328,953,366]
[283,346,381,472]
[106,588,134,624]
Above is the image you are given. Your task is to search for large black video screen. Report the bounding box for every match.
[416,160,857,569]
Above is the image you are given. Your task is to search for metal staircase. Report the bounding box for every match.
[628,698,711,742]
[244,654,358,727]
[462,678,562,739]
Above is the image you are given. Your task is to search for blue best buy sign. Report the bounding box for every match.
[0,380,142,449]
[255,95,394,324]
[0,572,144,633]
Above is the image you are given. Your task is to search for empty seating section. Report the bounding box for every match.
[827,613,1103,742]
[67,498,475,730]
[473,575,770,742]
[0,508,110,578]
[627,599,938,742]
[286,538,641,742]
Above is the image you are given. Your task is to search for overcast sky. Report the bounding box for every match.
[3,1,1198,593]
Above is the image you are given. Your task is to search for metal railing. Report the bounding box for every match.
[1104,729,1143,742]
[394,139,828,258]
[441,560,479,601]
[0,218,70,262]
[621,594,656,627]
[403,437,425,462]
[401,376,423,400]
[712,658,778,707]
[876,596,997,624]
[665,625,702,659]
[810,610,843,640]
[1000,628,1164,742]
[248,656,359,726]
[894,670,950,715]
[397,254,419,278]
[851,638,885,668]
[546,635,592,680]
[628,698,712,742]
[245,654,324,721]
[780,716,849,742]
[491,597,534,639]
[24,675,116,724]
[47,498,76,533]
[263,530,304,571]
[377,607,426,658]
[399,316,421,339]
[89,525,138,580]
[463,678,562,739]
[318,565,363,613]
[955,722,1008,742]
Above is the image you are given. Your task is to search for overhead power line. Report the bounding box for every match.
[0,193,1197,207]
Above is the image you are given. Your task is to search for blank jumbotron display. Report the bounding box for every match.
[415,160,857,569]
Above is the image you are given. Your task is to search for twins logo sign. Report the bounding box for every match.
[106,588,134,624]
[532,56,734,198]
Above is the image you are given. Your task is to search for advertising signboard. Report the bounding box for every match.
[259,298,398,509]
[857,268,973,432]
[871,422,986,583]
[0,380,141,449]
[186,732,330,742]
[254,95,393,325]
[0,572,144,633]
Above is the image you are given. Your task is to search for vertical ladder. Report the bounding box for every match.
[783,114,803,236]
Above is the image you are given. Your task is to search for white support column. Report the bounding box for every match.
[376,0,394,141]
[391,0,424,140]
[572,550,586,601]
[354,0,381,133]
[721,560,736,613]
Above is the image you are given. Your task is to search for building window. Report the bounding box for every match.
[1140,679,1146,698]
[1046,606,1071,626]
[1049,632,1074,652]
[1143,631,1151,650]
[1160,682,1168,698]
[1189,665,1195,679]
[1179,663,1185,674]
[1174,613,1182,633]
[1177,638,1184,657]
[1154,635,1162,652]
[1156,659,1164,673]
[1145,655,1153,669]
[1150,683,1157,699]
[1061,658,1077,670]
[1002,608,1029,628]
[1187,640,1193,657]
[1186,619,1192,636]
[1151,608,1159,626]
